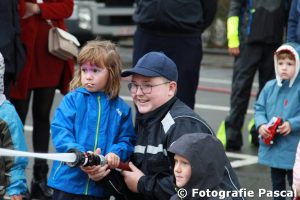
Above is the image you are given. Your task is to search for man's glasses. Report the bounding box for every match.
[128,82,170,94]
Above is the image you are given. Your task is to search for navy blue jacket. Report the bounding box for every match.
[0,0,25,76]
[133,0,217,35]
[288,0,300,43]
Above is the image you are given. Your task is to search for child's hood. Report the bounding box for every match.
[274,42,300,87]
[0,53,5,106]
[168,133,226,195]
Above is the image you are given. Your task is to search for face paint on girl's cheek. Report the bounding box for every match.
[81,62,99,74]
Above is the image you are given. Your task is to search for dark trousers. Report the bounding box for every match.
[133,27,203,109]
[11,87,56,178]
[225,43,278,148]
[271,168,293,200]
[4,72,14,98]
[53,189,108,200]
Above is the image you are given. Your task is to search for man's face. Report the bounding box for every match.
[130,75,176,114]
[277,58,296,80]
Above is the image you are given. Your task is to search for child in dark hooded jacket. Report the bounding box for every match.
[168,133,236,200]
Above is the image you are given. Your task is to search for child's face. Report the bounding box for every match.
[277,58,296,80]
[81,62,109,92]
[130,75,176,114]
[174,154,192,188]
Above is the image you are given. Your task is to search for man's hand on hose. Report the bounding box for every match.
[121,162,145,192]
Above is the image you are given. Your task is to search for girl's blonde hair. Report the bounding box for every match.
[69,40,122,99]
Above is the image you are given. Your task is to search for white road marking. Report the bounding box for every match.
[24,125,33,132]
[226,152,258,168]
[200,77,259,88]
[120,95,254,114]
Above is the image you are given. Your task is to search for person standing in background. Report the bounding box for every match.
[9,0,75,199]
[0,0,26,97]
[217,0,290,151]
[131,0,217,109]
[287,0,300,43]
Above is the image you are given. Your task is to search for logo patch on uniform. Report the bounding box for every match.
[116,108,122,116]
[284,99,288,107]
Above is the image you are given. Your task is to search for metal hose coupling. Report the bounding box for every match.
[66,148,107,168]
[66,148,131,170]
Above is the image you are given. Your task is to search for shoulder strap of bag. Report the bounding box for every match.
[46,19,54,27]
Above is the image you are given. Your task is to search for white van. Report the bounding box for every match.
[66,0,136,43]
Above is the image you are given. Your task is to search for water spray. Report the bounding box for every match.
[0,148,130,171]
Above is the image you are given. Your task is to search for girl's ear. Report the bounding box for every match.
[168,81,177,96]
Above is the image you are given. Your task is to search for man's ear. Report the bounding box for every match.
[168,81,177,96]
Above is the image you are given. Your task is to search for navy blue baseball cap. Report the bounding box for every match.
[121,52,178,81]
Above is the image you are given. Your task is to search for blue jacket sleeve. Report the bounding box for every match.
[287,116,300,132]
[254,85,269,129]
[5,107,28,196]
[287,89,300,132]
[107,107,136,161]
[287,0,298,42]
[51,94,85,153]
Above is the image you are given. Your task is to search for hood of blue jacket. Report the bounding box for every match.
[274,42,300,87]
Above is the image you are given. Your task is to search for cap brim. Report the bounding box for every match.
[121,67,161,78]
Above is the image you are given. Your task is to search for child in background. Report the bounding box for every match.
[168,133,233,200]
[47,40,136,200]
[255,42,300,199]
[0,52,28,200]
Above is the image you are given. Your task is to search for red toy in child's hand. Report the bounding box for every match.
[260,117,283,145]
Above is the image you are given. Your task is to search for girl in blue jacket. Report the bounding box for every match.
[48,40,136,200]
[255,42,300,199]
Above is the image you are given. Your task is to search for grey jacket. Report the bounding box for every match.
[168,134,236,200]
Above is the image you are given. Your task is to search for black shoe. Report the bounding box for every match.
[30,178,53,200]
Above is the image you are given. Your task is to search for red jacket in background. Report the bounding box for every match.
[10,0,74,100]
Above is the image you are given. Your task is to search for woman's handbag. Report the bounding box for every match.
[47,20,80,60]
